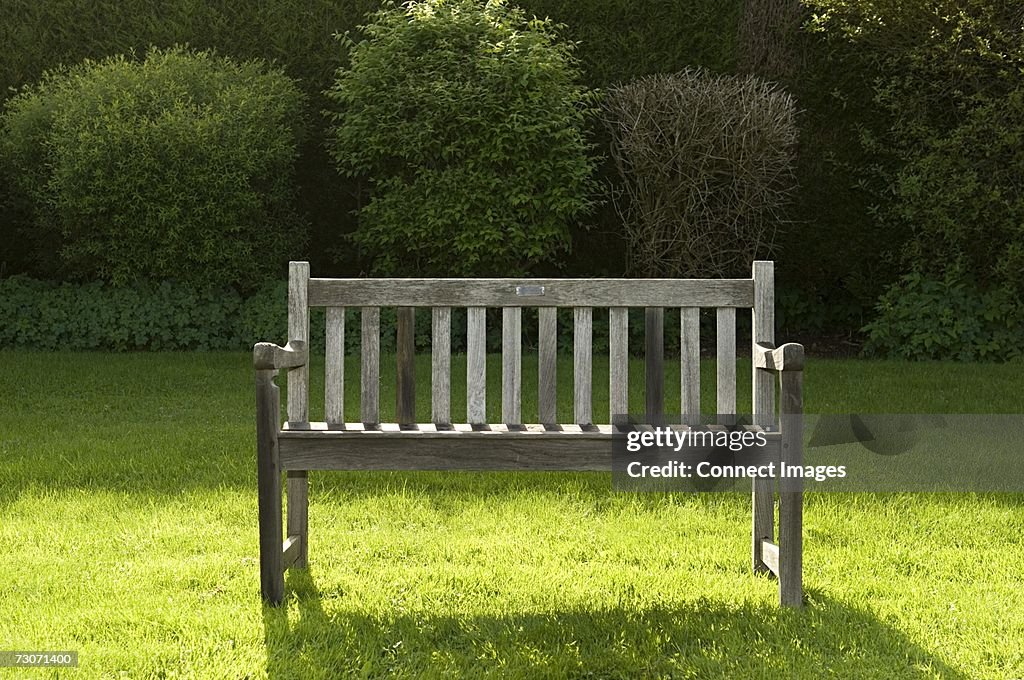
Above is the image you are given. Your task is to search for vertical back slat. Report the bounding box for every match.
[396,307,415,425]
[573,307,593,425]
[325,307,344,426]
[287,262,310,424]
[431,307,451,424]
[716,307,736,423]
[645,307,664,421]
[286,262,309,569]
[680,306,700,423]
[467,307,486,424]
[502,308,522,424]
[609,307,629,424]
[538,307,557,425]
[752,260,776,574]
[361,306,380,424]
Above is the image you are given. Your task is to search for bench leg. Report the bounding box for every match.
[779,484,803,607]
[779,370,804,608]
[256,369,285,605]
[751,478,774,575]
[287,471,308,568]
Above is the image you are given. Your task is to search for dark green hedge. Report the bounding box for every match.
[0,276,737,356]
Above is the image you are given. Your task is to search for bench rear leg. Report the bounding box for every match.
[752,478,774,575]
[287,471,308,568]
[256,369,285,604]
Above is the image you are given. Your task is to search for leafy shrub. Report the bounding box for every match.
[601,69,798,278]
[1,275,729,357]
[0,276,241,351]
[325,0,600,276]
[1,46,307,290]
[862,272,1024,362]
[805,1,1024,297]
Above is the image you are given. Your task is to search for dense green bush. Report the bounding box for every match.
[1,46,306,290]
[805,1,1024,299]
[862,272,1024,361]
[325,0,600,276]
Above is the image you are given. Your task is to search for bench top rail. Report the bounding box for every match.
[308,277,754,308]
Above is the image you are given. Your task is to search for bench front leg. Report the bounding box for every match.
[256,368,285,605]
[778,357,804,608]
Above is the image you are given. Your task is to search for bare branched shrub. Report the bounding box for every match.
[602,69,798,278]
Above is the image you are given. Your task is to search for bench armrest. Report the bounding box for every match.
[253,340,308,370]
[753,342,804,372]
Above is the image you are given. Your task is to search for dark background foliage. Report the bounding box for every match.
[1,0,1021,358]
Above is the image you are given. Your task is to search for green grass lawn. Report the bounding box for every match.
[1,352,1022,678]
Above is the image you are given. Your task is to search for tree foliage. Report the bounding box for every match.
[324,0,600,276]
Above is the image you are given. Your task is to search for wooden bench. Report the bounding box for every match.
[254,261,805,606]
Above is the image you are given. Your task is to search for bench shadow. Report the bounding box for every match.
[262,569,967,679]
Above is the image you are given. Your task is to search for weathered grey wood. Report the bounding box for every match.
[574,307,593,425]
[752,261,776,422]
[258,260,805,607]
[761,539,780,578]
[645,308,664,422]
[284,262,310,585]
[255,369,284,604]
[281,431,608,471]
[282,534,302,570]
[502,308,522,424]
[325,308,344,426]
[538,307,557,425]
[361,307,380,424]
[467,307,486,424]
[754,342,806,372]
[779,368,804,608]
[310,278,754,308]
[253,341,308,371]
[680,307,700,423]
[716,307,736,424]
[752,476,775,576]
[284,422,624,434]
[608,307,629,424]
[396,307,416,424]
[751,260,775,575]
[287,262,310,425]
[431,307,451,424]
[284,421,780,436]
[278,424,781,471]
[286,470,308,568]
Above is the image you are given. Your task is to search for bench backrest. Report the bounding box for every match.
[283,261,776,428]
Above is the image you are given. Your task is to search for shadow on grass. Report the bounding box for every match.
[263,569,966,679]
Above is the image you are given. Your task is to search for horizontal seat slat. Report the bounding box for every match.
[278,423,780,471]
[282,422,777,434]
[308,278,754,308]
